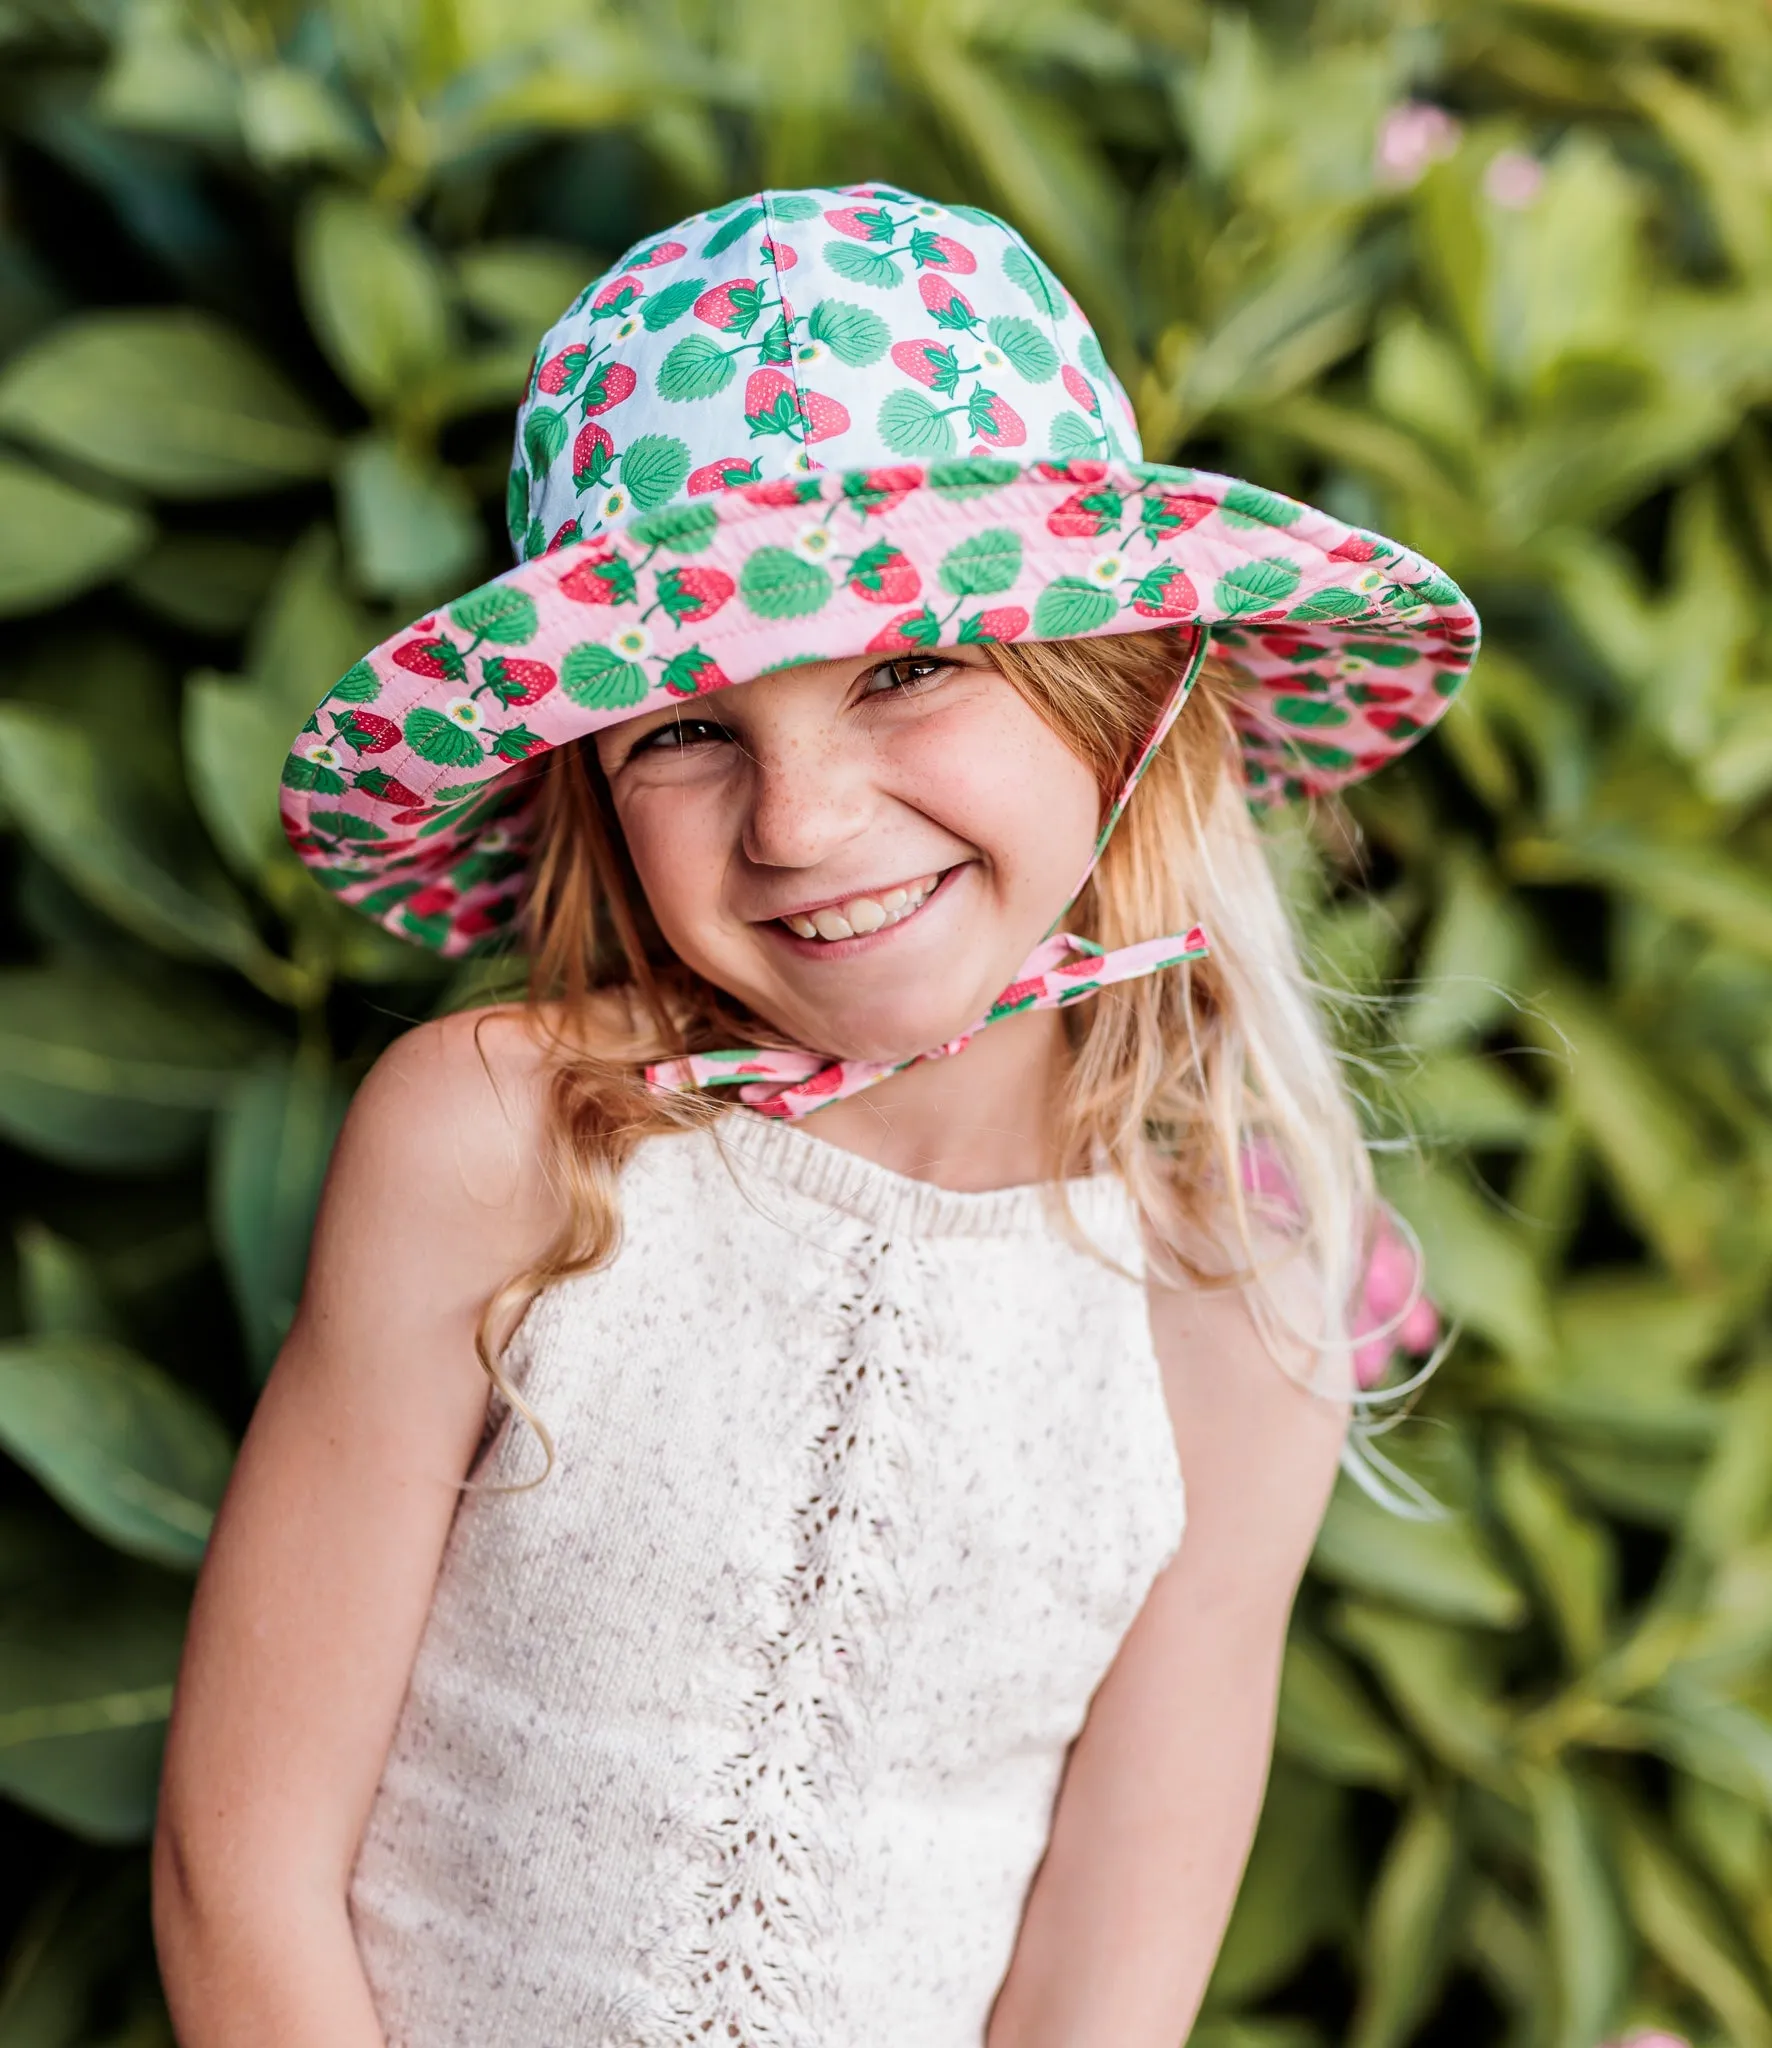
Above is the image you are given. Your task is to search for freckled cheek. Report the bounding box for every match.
[889,734,1097,900]
[611,788,740,952]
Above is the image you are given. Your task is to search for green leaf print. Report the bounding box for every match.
[619,435,691,510]
[1287,587,1369,623]
[765,194,820,223]
[1219,481,1304,530]
[1033,577,1117,636]
[560,644,649,708]
[657,336,736,402]
[739,546,833,619]
[402,708,485,768]
[627,502,718,553]
[927,456,1019,498]
[281,754,347,795]
[307,808,388,841]
[449,583,538,645]
[824,241,903,290]
[642,277,707,332]
[702,205,767,257]
[1002,244,1064,318]
[877,389,957,459]
[1076,332,1111,381]
[948,203,1010,230]
[807,300,890,367]
[1214,557,1303,616]
[523,406,568,475]
[1272,697,1351,727]
[326,660,381,704]
[1410,570,1463,605]
[939,527,1022,597]
[1048,410,1100,461]
[985,316,1058,383]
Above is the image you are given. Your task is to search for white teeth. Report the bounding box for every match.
[782,873,940,942]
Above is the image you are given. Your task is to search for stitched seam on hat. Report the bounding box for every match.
[761,189,817,470]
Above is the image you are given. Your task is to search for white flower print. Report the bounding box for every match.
[1087,552,1125,587]
[795,523,836,561]
[613,623,653,661]
[445,697,486,731]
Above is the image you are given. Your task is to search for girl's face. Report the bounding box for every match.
[594,646,1102,1063]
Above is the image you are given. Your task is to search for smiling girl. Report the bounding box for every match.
[152,185,1475,2048]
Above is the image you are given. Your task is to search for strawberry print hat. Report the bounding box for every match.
[282,184,1479,1115]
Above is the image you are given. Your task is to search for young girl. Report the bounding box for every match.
[151,185,1475,2048]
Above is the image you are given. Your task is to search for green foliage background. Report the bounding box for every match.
[2,0,1772,2042]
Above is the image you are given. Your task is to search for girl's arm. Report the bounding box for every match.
[151,1010,562,2046]
[985,1261,1349,2048]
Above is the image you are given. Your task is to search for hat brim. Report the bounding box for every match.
[281,456,1478,956]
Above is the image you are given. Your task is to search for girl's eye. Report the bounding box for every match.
[861,656,950,698]
[628,717,731,757]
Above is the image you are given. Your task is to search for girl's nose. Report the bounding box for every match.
[740,731,876,871]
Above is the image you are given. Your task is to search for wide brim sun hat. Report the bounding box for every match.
[281,183,1479,966]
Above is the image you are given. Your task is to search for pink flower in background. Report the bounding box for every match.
[1375,102,1463,187]
[1484,149,1546,208]
[1603,2035,1690,2048]
[1352,1211,1440,1389]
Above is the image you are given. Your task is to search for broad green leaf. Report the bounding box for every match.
[455,242,589,332]
[239,63,371,169]
[296,190,452,409]
[337,434,483,602]
[808,300,889,367]
[1349,1795,1460,2048]
[938,528,1022,598]
[213,1051,349,1382]
[985,315,1059,382]
[619,434,691,510]
[877,388,957,459]
[0,1336,233,1569]
[0,1855,156,2045]
[1209,1761,1350,2004]
[0,966,261,1172]
[123,533,281,635]
[1492,1432,1613,1666]
[1401,852,1530,1051]
[1525,1766,1632,2048]
[1313,1478,1527,1628]
[657,335,736,401]
[0,311,334,495]
[1333,1601,1511,1778]
[0,704,299,997]
[0,458,152,617]
[1381,1157,1553,1366]
[15,1225,121,1345]
[1276,1630,1411,1790]
[0,1564,187,1841]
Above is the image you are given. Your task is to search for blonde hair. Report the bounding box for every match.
[475,626,1384,1487]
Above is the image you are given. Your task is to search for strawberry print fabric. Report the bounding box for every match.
[281,183,1480,968]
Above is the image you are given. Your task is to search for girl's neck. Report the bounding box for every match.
[791,1007,1073,1194]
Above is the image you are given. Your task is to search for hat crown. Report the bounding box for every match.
[508,184,1141,561]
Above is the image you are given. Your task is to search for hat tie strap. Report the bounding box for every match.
[645,925,1209,1121]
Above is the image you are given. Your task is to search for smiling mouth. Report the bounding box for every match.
[775,870,946,943]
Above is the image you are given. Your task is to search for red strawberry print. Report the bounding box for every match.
[1347,679,1416,706]
[393,637,465,682]
[590,274,643,316]
[491,725,548,762]
[959,605,1029,643]
[1035,458,1109,485]
[992,977,1047,1011]
[391,807,435,826]
[573,421,615,490]
[1140,491,1215,540]
[891,339,957,392]
[744,367,802,438]
[654,565,735,625]
[1047,487,1123,539]
[1329,533,1380,563]
[333,708,401,752]
[1366,710,1424,737]
[452,901,505,941]
[846,542,920,605]
[689,456,762,493]
[481,656,557,706]
[760,236,798,271]
[910,230,976,274]
[1062,365,1100,414]
[536,343,591,394]
[558,550,638,606]
[824,204,895,243]
[629,240,687,268]
[800,389,850,443]
[354,769,427,806]
[662,646,730,697]
[740,475,822,507]
[970,393,1025,447]
[406,884,458,918]
[694,278,763,333]
[918,275,977,328]
[843,464,923,517]
[582,361,637,415]
[796,1061,846,1098]
[1130,565,1199,620]
[546,519,581,552]
[866,606,941,653]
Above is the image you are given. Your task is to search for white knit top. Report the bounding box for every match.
[348,1113,1187,2048]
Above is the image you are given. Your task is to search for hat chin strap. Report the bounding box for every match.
[645,628,1213,1122]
